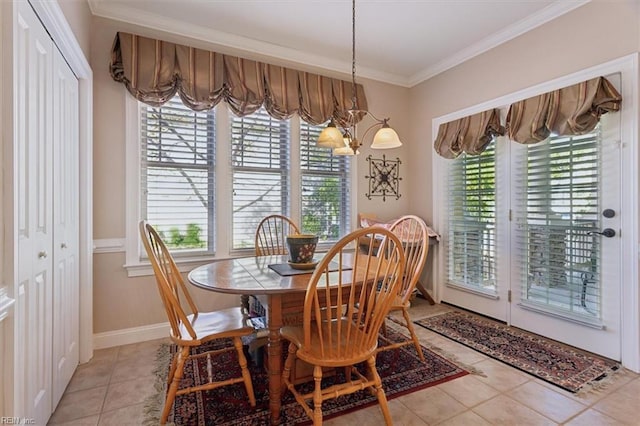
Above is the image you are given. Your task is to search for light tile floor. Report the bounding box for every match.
[48,299,640,425]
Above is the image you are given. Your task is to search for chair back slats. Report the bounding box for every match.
[389,215,429,304]
[303,228,404,360]
[140,221,199,341]
[255,214,300,256]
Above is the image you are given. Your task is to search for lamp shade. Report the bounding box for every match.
[371,125,402,149]
[333,136,357,156]
[317,120,345,148]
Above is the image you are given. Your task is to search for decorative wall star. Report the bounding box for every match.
[365,155,402,201]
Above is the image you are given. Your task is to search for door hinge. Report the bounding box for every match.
[508,289,512,303]
[509,209,512,221]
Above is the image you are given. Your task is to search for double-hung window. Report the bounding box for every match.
[300,122,350,244]
[140,97,215,255]
[230,108,290,250]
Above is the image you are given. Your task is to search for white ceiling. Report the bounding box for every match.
[88,0,590,87]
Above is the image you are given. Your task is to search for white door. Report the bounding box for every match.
[509,112,621,360]
[441,102,622,360]
[51,46,80,406]
[15,1,54,423]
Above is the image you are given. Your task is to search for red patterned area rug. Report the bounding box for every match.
[415,311,621,393]
[144,329,468,425]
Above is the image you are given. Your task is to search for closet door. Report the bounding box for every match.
[51,47,80,406]
[14,1,54,424]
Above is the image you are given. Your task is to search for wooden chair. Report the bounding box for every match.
[280,227,405,425]
[139,221,256,424]
[378,215,430,361]
[248,214,301,317]
[254,214,300,256]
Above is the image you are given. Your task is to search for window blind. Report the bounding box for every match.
[515,131,601,318]
[140,96,214,252]
[231,108,289,250]
[300,122,351,243]
[447,143,497,292]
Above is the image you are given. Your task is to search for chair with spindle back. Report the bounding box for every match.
[139,221,256,424]
[377,215,429,361]
[280,227,405,425]
[254,214,301,256]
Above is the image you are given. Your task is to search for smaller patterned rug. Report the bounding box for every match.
[415,311,621,393]
[144,329,468,425]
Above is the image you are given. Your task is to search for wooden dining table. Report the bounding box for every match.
[188,253,352,425]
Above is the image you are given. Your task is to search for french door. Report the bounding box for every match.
[441,109,622,360]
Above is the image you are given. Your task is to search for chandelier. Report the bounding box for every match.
[317,0,402,155]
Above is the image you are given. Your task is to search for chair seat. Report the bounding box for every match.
[281,319,377,367]
[178,307,254,344]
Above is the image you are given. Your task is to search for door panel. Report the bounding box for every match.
[510,114,621,359]
[52,47,80,406]
[15,2,53,423]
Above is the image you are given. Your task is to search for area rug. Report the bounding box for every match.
[144,329,468,425]
[415,311,621,393]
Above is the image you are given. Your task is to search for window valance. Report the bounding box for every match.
[434,108,505,159]
[109,32,367,125]
[506,76,622,144]
[434,76,622,158]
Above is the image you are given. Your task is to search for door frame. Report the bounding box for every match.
[431,54,639,372]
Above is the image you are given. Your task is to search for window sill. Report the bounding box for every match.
[125,254,220,278]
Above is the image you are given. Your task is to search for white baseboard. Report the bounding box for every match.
[93,322,169,350]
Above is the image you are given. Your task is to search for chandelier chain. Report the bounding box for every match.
[351,0,357,108]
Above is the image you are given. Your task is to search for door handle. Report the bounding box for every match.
[38,251,48,259]
[587,228,616,238]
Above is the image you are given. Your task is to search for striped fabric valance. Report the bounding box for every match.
[109,32,366,125]
[506,76,621,144]
[434,76,622,158]
[434,108,505,159]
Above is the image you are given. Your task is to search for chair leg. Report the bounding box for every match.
[281,342,297,395]
[161,346,188,424]
[402,308,425,362]
[167,354,178,387]
[380,319,388,338]
[232,336,256,407]
[366,357,392,425]
[312,365,324,425]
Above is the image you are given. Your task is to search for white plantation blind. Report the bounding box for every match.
[141,97,214,253]
[300,122,351,243]
[516,131,601,319]
[447,143,497,292]
[231,108,289,250]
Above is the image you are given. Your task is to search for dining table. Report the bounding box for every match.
[188,253,354,425]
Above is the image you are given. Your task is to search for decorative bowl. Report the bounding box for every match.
[286,234,318,264]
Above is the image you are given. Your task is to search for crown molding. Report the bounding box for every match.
[408,0,591,86]
[89,0,589,88]
[87,0,412,87]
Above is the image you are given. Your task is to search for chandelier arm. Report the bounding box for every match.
[358,121,385,147]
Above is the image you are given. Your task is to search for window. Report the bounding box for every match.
[446,142,497,293]
[136,97,352,262]
[300,122,350,243]
[231,108,290,250]
[516,130,602,317]
[140,97,214,254]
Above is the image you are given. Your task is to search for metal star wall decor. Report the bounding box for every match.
[365,154,402,201]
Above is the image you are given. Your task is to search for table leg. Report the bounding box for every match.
[266,295,283,425]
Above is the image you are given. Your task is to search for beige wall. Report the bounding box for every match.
[407,0,640,226]
[92,1,640,335]
[57,0,92,59]
[91,17,411,333]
